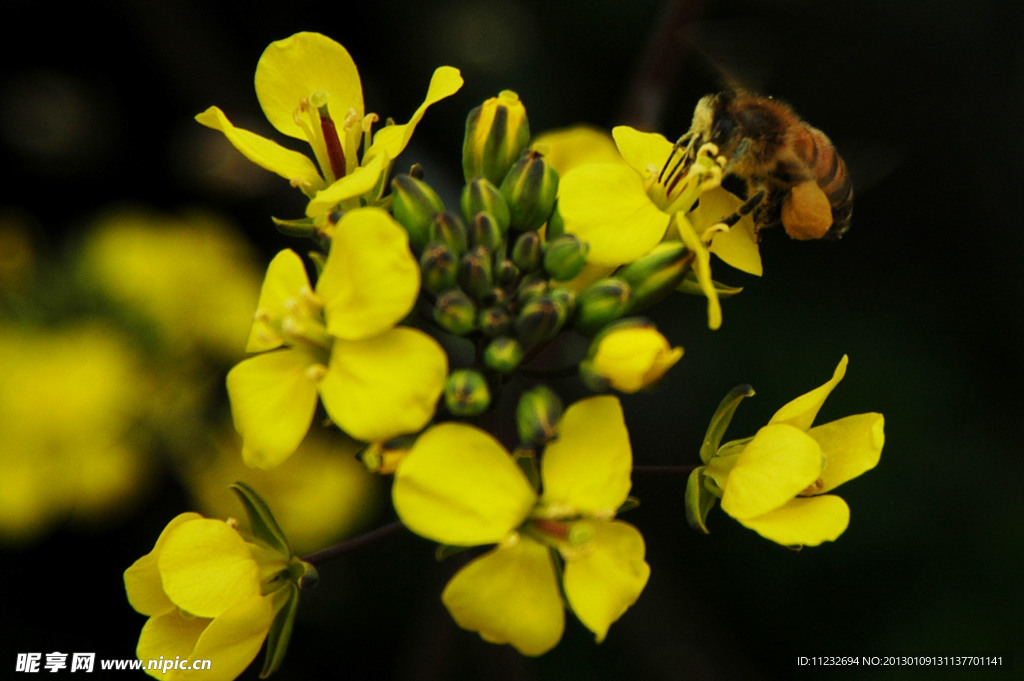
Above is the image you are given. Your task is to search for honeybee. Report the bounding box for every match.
[674,91,853,240]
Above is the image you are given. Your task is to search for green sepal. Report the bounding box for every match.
[699,384,755,464]
[271,215,318,237]
[435,543,475,561]
[684,467,716,534]
[617,496,641,514]
[677,272,744,297]
[229,482,291,558]
[307,251,327,278]
[259,582,300,679]
[512,447,540,492]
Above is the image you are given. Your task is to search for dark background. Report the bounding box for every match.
[2,0,1022,679]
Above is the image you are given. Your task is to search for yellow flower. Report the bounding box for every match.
[0,323,149,542]
[227,208,447,467]
[558,126,763,328]
[196,32,462,219]
[123,513,290,681]
[701,356,884,547]
[583,322,683,393]
[77,206,262,357]
[392,396,649,655]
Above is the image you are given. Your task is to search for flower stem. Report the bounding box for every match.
[301,520,406,566]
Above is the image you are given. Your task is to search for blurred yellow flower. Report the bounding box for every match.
[0,323,150,543]
[78,206,261,357]
[185,429,379,555]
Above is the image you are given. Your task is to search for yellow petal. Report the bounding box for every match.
[676,213,722,329]
[245,249,311,353]
[611,126,674,174]
[320,328,447,442]
[719,424,823,520]
[188,594,276,681]
[195,107,324,192]
[540,397,632,515]
[442,538,565,656]
[695,187,763,276]
[562,520,650,642]
[364,66,464,164]
[125,512,203,617]
[532,125,625,176]
[136,611,210,672]
[304,153,388,218]
[392,423,536,546]
[226,350,319,469]
[254,32,363,140]
[559,163,669,266]
[770,355,848,431]
[316,207,419,340]
[157,518,261,618]
[809,413,884,493]
[737,495,850,547]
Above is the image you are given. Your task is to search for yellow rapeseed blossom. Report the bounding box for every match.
[227,208,447,466]
[78,206,261,357]
[583,322,683,393]
[0,323,149,542]
[124,513,288,681]
[392,397,649,655]
[699,356,885,547]
[196,32,462,220]
[558,126,763,327]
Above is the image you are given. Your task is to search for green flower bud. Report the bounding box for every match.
[500,150,560,232]
[463,90,531,185]
[543,234,589,281]
[458,245,494,302]
[494,257,520,286]
[420,242,459,294]
[468,212,504,253]
[511,231,543,272]
[516,385,563,447]
[429,211,469,255]
[445,369,491,416]
[434,288,477,335]
[545,202,565,239]
[514,273,548,305]
[461,177,512,233]
[391,174,445,252]
[547,286,576,320]
[575,277,633,335]
[483,336,524,373]
[478,305,512,337]
[514,293,569,346]
[616,242,694,312]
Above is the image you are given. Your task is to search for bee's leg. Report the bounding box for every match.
[719,188,765,227]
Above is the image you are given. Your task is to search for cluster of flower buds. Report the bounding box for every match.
[391,90,691,420]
